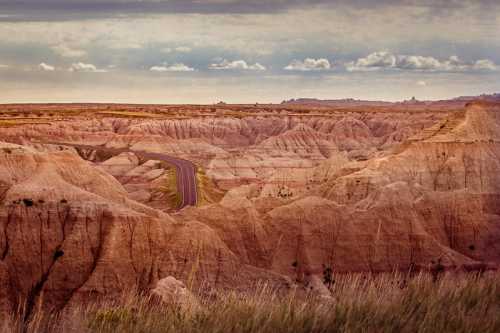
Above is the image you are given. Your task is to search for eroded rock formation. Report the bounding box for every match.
[0,101,498,317]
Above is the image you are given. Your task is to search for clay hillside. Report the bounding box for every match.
[0,98,499,316]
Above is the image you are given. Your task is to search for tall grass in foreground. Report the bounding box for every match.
[3,272,500,333]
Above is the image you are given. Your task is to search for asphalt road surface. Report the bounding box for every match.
[61,143,198,209]
[138,151,197,208]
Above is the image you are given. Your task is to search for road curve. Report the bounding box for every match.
[63,143,198,209]
[138,151,197,208]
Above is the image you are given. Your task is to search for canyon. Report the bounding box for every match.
[0,97,499,317]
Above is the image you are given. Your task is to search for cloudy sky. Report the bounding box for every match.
[0,0,499,103]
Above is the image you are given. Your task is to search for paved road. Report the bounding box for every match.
[61,143,198,209]
[138,151,197,208]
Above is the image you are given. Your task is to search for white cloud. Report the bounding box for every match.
[52,45,87,58]
[150,63,195,72]
[473,59,497,71]
[68,62,105,72]
[397,55,443,71]
[346,52,395,71]
[439,55,469,71]
[0,64,8,69]
[209,59,266,71]
[38,62,55,71]
[416,80,427,86]
[248,63,266,71]
[284,58,331,71]
[347,52,498,72]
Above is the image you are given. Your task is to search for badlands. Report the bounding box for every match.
[0,96,499,317]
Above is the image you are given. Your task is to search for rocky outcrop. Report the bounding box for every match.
[179,103,500,277]
[322,104,500,204]
[150,276,201,312]
[0,109,449,195]
[0,102,498,318]
[0,145,247,318]
[256,123,338,159]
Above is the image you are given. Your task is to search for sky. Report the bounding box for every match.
[0,0,499,104]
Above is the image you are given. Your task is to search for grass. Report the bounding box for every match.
[195,167,226,206]
[156,165,182,210]
[155,164,223,210]
[2,272,500,333]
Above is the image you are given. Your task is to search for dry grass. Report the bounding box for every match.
[2,272,500,333]
[156,166,182,209]
[195,167,226,206]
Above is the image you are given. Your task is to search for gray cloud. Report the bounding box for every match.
[0,0,498,103]
[0,0,499,21]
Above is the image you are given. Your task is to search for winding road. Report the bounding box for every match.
[60,143,198,209]
[138,151,197,208]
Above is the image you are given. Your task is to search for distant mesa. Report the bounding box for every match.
[281,98,392,107]
[281,93,500,109]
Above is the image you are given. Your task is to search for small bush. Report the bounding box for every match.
[53,249,64,260]
[22,198,34,207]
